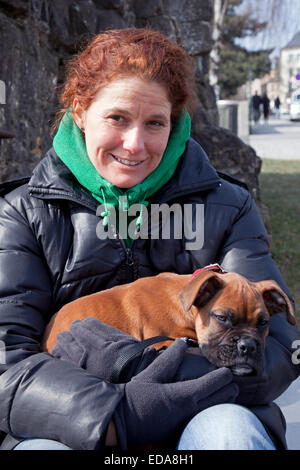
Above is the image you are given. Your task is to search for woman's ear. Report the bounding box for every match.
[72,98,85,131]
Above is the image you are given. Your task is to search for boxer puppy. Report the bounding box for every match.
[178,270,295,376]
[42,268,296,376]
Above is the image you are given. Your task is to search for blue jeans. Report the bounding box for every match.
[13,404,276,450]
[177,404,275,450]
[13,439,71,450]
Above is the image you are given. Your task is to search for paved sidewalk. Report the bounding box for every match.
[249,116,300,160]
[275,376,300,449]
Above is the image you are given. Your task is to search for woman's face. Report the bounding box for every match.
[73,76,172,188]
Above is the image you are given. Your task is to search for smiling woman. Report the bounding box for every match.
[72,76,172,188]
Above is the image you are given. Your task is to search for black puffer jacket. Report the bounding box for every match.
[0,139,299,450]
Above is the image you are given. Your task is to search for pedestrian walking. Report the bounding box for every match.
[262,93,270,123]
[251,91,261,125]
[274,96,281,119]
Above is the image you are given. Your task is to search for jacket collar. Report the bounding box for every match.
[28,139,221,209]
[152,138,221,203]
[28,148,99,211]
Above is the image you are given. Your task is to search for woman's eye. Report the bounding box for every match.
[148,121,164,127]
[109,115,125,123]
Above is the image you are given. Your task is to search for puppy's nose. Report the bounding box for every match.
[237,337,257,357]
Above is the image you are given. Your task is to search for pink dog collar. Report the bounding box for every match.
[191,263,227,279]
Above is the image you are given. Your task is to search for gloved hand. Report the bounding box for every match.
[232,375,271,406]
[113,338,239,449]
[173,346,271,406]
[174,344,217,380]
[51,318,159,382]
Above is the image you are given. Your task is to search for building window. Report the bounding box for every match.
[289,54,294,63]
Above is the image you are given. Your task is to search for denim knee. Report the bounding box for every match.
[13,438,71,450]
[177,404,276,450]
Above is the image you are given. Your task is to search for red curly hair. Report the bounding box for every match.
[55,28,198,129]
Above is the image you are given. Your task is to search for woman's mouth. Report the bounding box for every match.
[111,154,143,167]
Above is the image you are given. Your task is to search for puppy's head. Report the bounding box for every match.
[179,271,296,376]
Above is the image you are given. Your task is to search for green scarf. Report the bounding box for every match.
[53,108,191,244]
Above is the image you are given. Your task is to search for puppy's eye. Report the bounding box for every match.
[213,313,227,323]
[257,318,269,327]
[217,315,227,322]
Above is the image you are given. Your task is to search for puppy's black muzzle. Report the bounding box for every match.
[202,333,264,376]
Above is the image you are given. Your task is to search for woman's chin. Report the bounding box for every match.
[109,176,143,189]
[102,170,146,189]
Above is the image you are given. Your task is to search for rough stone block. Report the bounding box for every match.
[0,13,58,181]
[176,20,212,55]
[161,0,212,22]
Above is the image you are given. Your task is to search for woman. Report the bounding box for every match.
[0,28,298,451]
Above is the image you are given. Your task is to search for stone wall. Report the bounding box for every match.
[0,0,261,201]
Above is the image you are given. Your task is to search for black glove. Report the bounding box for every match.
[232,375,271,406]
[51,318,158,381]
[113,338,239,449]
[172,345,271,407]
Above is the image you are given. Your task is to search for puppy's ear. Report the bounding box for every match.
[179,271,225,312]
[258,280,296,326]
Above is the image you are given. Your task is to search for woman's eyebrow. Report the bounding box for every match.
[106,107,131,116]
[149,113,170,122]
[105,108,170,122]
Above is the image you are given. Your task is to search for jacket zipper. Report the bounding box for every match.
[116,235,136,283]
[126,248,134,266]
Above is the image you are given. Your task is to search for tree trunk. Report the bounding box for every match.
[209,0,229,100]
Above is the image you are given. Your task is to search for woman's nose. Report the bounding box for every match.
[123,127,145,154]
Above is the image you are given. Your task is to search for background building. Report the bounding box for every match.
[280,31,300,107]
[236,31,300,113]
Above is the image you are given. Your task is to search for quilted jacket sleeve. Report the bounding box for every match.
[218,190,300,402]
[0,194,124,450]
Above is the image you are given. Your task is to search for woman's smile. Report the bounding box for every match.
[72,76,172,188]
[110,153,145,167]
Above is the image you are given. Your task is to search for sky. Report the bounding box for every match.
[235,0,300,57]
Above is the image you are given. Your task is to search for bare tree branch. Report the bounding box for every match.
[209,0,230,99]
[209,0,289,98]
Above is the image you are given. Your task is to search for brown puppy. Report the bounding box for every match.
[42,269,296,376]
